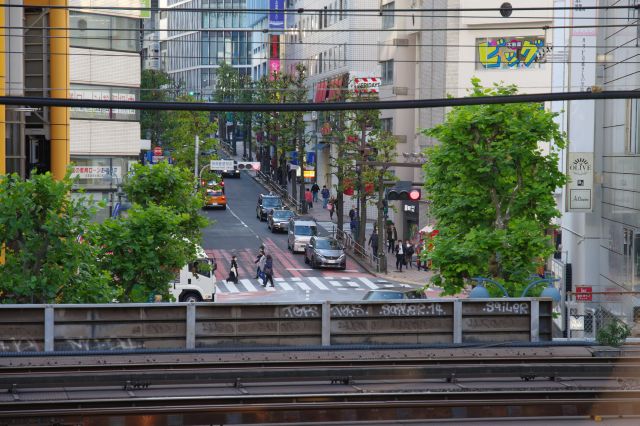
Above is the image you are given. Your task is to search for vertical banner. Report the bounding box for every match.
[567,152,594,211]
[269,34,280,77]
[567,0,596,212]
[269,0,285,32]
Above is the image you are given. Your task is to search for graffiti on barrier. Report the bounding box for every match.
[61,338,140,351]
[0,340,42,352]
[378,303,446,317]
[331,304,367,317]
[281,305,320,318]
[482,301,529,315]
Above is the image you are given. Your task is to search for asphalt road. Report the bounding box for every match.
[199,172,406,302]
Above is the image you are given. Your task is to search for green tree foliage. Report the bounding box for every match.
[140,69,174,146]
[92,163,208,302]
[422,79,567,295]
[0,171,114,304]
[123,162,208,243]
[91,204,195,302]
[164,95,218,172]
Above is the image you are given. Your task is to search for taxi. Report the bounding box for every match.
[204,188,226,209]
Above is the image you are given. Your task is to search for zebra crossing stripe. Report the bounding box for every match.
[295,280,312,291]
[218,281,239,293]
[240,279,259,292]
[308,277,329,290]
[278,281,294,291]
[357,277,379,289]
[330,280,342,287]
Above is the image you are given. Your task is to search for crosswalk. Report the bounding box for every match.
[216,275,408,294]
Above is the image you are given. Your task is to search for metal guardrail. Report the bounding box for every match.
[335,228,381,272]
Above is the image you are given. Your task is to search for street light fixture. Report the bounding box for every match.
[520,275,561,302]
[469,277,509,298]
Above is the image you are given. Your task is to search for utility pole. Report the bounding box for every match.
[194,135,199,178]
[357,119,367,248]
[376,172,387,273]
[336,111,345,236]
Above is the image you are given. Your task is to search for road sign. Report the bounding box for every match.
[575,286,593,301]
[210,160,235,171]
[153,146,163,156]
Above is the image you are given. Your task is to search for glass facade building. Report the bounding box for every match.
[165,0,267,97]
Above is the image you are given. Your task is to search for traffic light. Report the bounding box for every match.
[235,161,261,171]
[386,181,421,201]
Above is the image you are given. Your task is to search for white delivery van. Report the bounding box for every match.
[168,247,217,302]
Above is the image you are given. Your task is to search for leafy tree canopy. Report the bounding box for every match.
[0,171,115,304]
[123,162,208,243]
[422,79,567,296]
[164,95,218,172]
[140,69,175,146]
[90,204,195,302]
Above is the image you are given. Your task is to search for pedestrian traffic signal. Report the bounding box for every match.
[386,181,421,201]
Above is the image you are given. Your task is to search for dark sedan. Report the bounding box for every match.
[304,236,346,270]
[256,194,283,221]
[267,209,296,232]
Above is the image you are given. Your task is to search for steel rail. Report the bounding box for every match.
[2,390,640,421]
[0,359,638,390]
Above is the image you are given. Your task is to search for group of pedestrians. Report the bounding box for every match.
[226,244,275,287]
[306,183,332,212]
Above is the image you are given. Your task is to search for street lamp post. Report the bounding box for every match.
[520,275,561,302]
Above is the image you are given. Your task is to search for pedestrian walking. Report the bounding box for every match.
[368,230,379,259]
[321,185,330,208]
[254,246,265,279]
[311,182,320,203]
[395,239,406,271]
[405,242,415,269]
[387,224,397,254]
[327,198,335,220]
[348,206,357,221]
[257,251,267,281]
[305,188,313,209]
[262,254,274,287]
[350,216,359,239]
[226,255,239,284]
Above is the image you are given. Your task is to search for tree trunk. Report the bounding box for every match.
[376,171,387,273]
[357,125,367,248]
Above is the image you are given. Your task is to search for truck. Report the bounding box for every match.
[168,247,217,302]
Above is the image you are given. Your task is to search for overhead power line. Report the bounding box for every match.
[1,3,638,13]
[0,90,638,112]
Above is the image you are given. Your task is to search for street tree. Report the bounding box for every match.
[213,62,240,154]
[123,162,208,243]
[164,95,218,172]
[0,171,114,304]
[140,69,174,146]
[422,79,567,296]
[91,204,196,302]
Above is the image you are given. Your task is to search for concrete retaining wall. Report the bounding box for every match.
[0,299,552,352]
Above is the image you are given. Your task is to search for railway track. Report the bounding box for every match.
[1,347,638,424]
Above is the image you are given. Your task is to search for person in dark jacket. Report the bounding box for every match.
[368,230,379,258]
[262,254,274,287]
[321,185,330,208]
[405,242,415,269]
[311,182,320,203]
[387,224,397,254]
[226,255,239,284]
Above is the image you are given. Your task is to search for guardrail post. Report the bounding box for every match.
[44,305,54,352]
[530,300,540,343]
[453,300,462,344]
[186,303,196,349]
[322,302,331,346]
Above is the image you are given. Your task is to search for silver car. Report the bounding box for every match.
[267,209,296,233]
[287,218,318,253]
[304,236,346,269]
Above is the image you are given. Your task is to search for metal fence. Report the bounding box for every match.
[565,291,640,341]
[335,228,383,272]
[254,170,301,212]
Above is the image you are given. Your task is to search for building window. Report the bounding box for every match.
[70,12,140,52]
[475,36,546,70]
[382,2,395,29]
[627,99,640,154]
[381,118,393,133]
[380,60,394,85]
[70,85,139,121]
